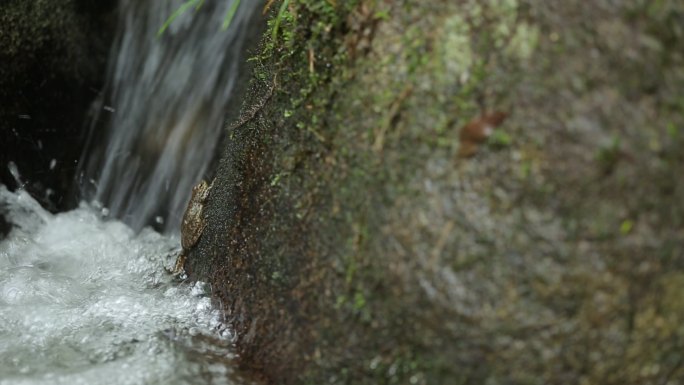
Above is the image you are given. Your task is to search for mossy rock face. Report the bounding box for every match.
[0,0,115,210]
[189,0,684,384]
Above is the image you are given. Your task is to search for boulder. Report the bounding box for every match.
[188,1,684,383]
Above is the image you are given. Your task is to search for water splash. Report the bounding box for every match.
[0,186,239,385]
[80,0,258,232]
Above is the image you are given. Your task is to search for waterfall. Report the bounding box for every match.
[79,0,258,233]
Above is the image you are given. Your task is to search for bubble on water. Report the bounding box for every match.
[0,186,237,385]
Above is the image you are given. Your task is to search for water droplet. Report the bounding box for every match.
[7,161,23,187]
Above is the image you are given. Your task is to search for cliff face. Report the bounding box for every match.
[188,1,684,384]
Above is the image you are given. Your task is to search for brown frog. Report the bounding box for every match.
[172,179,212,275]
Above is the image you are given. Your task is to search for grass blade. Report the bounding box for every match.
[222,0,241,30]
[272,0,290,41]
[157,0,202,37]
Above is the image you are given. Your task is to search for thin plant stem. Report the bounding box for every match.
[222,0,241,30]
[272,0,290,41]
[157,0,203,37]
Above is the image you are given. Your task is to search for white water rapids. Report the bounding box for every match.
[0,186,242,385]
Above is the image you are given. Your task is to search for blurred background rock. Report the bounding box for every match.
[0,0,116,211]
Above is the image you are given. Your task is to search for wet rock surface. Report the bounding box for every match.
[190,1,684,384]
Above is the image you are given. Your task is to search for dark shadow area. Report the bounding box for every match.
[0,0,117,211]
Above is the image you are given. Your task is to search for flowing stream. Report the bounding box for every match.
[1,0,260,383]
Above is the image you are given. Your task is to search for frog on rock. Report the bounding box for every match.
[173,179,213,275]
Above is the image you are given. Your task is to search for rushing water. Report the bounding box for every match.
[0,186,243,385]
[80,0,258,232]
[1,1,261,383]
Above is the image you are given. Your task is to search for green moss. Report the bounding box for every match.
[487,128,513,148]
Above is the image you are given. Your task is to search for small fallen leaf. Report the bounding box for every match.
[458,111,508,157]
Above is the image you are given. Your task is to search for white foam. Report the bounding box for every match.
[0,186,237,385]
